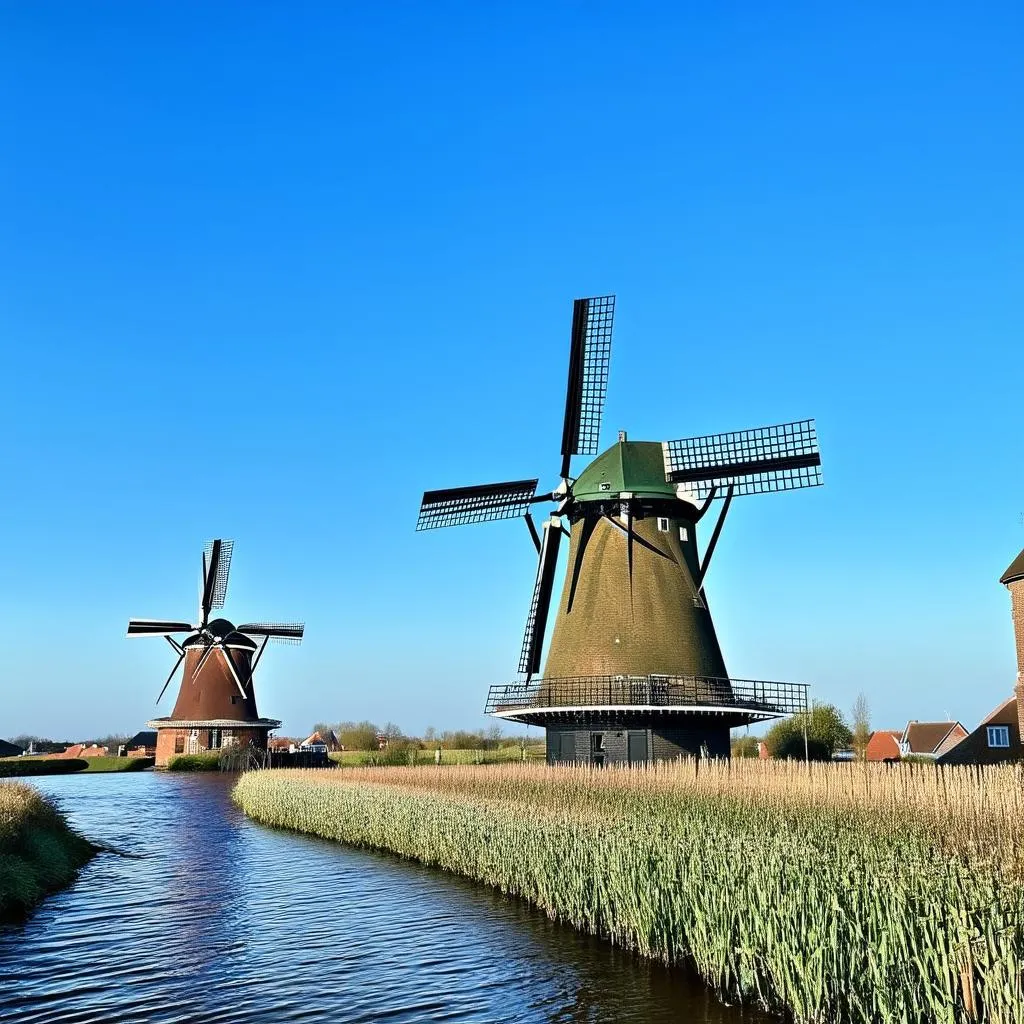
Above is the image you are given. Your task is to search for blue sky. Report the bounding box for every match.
[1,3,1021,740]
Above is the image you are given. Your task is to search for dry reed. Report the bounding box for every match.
[234,759,1024,1023]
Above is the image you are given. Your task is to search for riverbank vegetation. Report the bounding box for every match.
[329,743,544,766]
[235,760,1024,1024]
[0,782,94,921]
[167,752,224,771]
[0,756,152,776]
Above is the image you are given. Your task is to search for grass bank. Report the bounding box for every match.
[0,782,94,921]
[235,761,1024,1024]
[328,744,545,766]
[0,756,153,776]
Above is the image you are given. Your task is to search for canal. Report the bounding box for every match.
[1,772,769,1023]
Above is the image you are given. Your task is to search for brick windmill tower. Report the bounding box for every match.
[417,295,821,764]
[127,539,304,766]
[999,549,1024,742]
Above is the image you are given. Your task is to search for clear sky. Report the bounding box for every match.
[1,3,1021,741]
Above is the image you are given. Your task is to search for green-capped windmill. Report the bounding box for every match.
[417,296,819,764]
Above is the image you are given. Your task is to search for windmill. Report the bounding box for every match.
[417,295,820,764]
[127,539,303,766]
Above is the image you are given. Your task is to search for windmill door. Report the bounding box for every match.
[186,729,201,755]
[627,731,648,765]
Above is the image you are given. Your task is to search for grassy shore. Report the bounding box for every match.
[235,760,1024,1024]
[0,756,153,776]
[328,744,545,766]
[0,782,94,921]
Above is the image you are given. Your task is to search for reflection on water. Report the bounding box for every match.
[0,773,769,1024]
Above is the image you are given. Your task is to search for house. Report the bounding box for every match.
[299,730,341,753]
[939,549,1024,766]
[939,696,1022,765]
[0,739,23,758]
[866,730,902,762]
[268,737,298,753]
[50,743,109,759]
[126,731,157,757]
[899,721,967,759]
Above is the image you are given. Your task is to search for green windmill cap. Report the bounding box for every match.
[571,437,677,502]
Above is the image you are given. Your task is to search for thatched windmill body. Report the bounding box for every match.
[418,296,820,764]
[127,540,303,766]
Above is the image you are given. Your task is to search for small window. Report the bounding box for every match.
[599,481,611,491]
[987,725,1010,748]
[209,728,221,749]
[591,733,605,753]
[679,526,688,542]
[657,517,669,532]
[174,736,185,754]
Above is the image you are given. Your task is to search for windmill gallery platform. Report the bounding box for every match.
[418,295,819,765]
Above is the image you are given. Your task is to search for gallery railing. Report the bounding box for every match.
[484,675,808,716]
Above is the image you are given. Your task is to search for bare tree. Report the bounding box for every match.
[851,693,871,760]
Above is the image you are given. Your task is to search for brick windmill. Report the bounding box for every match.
[417,295,821,764]
[127,539,304,766]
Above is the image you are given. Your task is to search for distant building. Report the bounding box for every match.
[899,721,967,759]
[0,739,23,758]
[299,730,340,753]
[126,731,157,757]
[865,730,902,762]
[268,737,298,753]
[50,743,109,759]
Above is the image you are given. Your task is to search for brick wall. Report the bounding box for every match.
[1011,581,1024,741]
[153,726,270,767]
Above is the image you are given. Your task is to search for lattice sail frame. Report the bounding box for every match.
[561,295,615,458]
[662,419,821,500]
[416,479,539,531]
[204,539,234,610]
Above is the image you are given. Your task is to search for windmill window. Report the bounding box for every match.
[599,481,611,491]
[657,517,670,532]
[174,736,185,754]
[987,725,1010,748]
[679,527,688,542]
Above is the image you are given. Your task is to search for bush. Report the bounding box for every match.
[773,734,831,762]
[731,736,760,758]
[167,752,223,772]
[765,704,852,759]
[0,759,88,777]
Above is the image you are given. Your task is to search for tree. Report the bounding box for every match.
[775,734,831,762]
[851,693,871,760]
[765,703,852,759]
[731,735,760,758]
[423,726,437,744]
[337,721,380,750]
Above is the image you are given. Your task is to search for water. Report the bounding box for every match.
[1,773,769,1024]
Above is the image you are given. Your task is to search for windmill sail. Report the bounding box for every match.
[662,419,821,500]
[416,479,539,530]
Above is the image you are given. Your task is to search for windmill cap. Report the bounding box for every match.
[572,440,677,502]
[1000,549,1024,586]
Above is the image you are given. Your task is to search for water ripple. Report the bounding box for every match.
[0,773,769,1024]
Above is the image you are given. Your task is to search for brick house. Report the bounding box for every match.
[939,549,1024,765]
[899,721,967,759]
[866,730,902,762]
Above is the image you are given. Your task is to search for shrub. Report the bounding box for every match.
[167,752,223,772]
[765,703,852,758]
[0,759,88,777]
[773,734,831,761]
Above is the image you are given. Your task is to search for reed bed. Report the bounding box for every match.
[0,782,94,920]
[234,760,1024,1024]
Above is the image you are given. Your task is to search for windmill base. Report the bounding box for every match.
[148,718,282,768]
[544,718,730,765]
